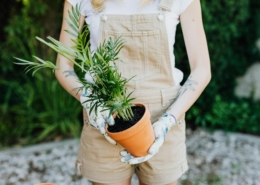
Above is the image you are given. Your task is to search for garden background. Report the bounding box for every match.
[1,0,260,149]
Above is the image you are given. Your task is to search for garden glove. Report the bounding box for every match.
[120,113,177,164]
[80,73,116,145]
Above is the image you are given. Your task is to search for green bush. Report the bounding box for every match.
[0,0,82,148]
[0,74,82,147]
[175,0,260,134]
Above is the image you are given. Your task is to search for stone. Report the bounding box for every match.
[235,62,260,101]
[256,38,260,51]
[0,129,260,184]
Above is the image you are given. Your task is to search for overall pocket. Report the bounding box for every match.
[80,120,120,167]
[146,118,187,170]
[76,109,120,168]
[104,30,161,80]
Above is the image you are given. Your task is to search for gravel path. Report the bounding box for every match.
[0,128,260,185]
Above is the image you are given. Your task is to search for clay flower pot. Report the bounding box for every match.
[106,104,155,157]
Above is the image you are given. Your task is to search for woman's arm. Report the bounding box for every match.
[55,0,85,101]
[166,0,211,120]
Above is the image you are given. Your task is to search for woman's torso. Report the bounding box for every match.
[67,0,194,84]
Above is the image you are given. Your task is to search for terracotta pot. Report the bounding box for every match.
[34,183,56,185]
[106,103,155,157]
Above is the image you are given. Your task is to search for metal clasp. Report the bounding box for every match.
[157,7,165,22]
[101,15,108,22]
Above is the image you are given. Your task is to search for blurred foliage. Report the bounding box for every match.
[0,0,260,148]
[0,76,81,147]
[175,0,260,134]
[0,0,82,148]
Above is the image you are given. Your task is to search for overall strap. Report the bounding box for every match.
[92,1,106,14]
[158,0,174,12]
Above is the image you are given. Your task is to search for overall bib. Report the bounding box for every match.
[76,0,188,184]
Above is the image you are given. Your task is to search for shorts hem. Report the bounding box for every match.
[136,160,188,185]
[80,165,134,184]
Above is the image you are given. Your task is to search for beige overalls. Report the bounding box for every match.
[76,0,188,184]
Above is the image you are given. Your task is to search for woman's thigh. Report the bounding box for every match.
[92,177,131,185]
[139,180,177,185]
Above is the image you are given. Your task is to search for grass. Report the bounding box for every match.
[0,72,82,149]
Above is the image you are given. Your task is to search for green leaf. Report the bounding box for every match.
[68,10,79,28]
[65,18,79,34]
[65,30,78,38]
[101,87,107,95]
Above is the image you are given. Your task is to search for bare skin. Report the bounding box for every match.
[55,1,85,101]
[92,178,177,185]
[139,180,177,185]
[165,0,211,121]
[92,178,131,185]
[56,0,210,184]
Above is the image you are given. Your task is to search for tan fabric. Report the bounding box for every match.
[76,116,134,183]
[76,0,188,184]
[98,13,175,92]
[77,109,187,184]
[136,116,188,185]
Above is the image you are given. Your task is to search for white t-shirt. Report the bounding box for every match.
[67,0,194,84]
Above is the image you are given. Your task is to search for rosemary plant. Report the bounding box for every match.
[15,4,135,120]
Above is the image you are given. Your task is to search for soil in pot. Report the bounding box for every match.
[108,106,145,133]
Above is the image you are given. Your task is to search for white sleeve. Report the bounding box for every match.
[66,0,88,16]
[178,0,194,15]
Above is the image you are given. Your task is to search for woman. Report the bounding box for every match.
[55,0,211,184]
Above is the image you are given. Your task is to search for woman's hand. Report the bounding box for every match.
[81,89,117,145]
[120,113,177,164]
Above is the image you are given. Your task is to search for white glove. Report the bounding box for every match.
[80,73,116,145]
[120,113,177,164]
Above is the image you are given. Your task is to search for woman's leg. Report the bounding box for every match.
[139,180,177,185]
[92,177,132,185]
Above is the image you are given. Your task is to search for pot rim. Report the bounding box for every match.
[106,103,150,140]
